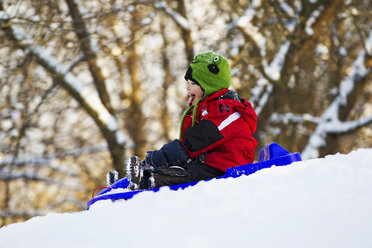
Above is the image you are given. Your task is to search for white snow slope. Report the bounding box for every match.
[1,148,372,248]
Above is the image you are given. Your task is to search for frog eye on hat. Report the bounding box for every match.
[208,64,219,74]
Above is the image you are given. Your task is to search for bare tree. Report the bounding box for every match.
[225,0,372,157]
[1,0,372,227]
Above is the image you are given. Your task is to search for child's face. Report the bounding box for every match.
[186,80,204,106]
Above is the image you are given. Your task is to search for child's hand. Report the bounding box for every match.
[145,140,190,168]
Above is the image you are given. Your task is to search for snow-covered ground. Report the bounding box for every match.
[1,148,372,248]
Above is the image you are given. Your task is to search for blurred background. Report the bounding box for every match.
[0,0,371,227]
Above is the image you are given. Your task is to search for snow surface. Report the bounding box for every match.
[1,149,372,248]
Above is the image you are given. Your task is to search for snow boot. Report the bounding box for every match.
[106,170,119,186]
[143,169,156,189]
[126,156,142,190]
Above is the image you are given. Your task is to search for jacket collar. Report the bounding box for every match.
[202,88,229,103]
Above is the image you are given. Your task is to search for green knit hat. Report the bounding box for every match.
[179,52,231,139]
[184,51,231,97]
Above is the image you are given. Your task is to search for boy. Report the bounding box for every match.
[126,51,257,190]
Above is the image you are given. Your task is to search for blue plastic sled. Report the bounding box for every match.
[87,143,301,209]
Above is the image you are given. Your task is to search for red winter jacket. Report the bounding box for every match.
[180,89,257,172]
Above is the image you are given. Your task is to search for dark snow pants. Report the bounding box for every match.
[140,161,225,189]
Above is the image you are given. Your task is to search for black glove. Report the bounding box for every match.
[145,140,190,168]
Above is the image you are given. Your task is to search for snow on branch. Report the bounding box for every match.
[302,34,372,159]
[305,6,323,35]
[365,30,372,56]
[264,41,290,81]
[1,11,132,148]
[230,8,266,56]
[65,54,85,72]
[229,6,291,82]
[323,115,372,134]
[279,1,296,18]
[271,112,320,124]
[229,6,292,115]
[250,78,273,116]
[155,0,190,30]
[248,42,290,115]
[0,144,107,177]
[0,172,86,191]
[0,156,77,177]
[227,5,290,115]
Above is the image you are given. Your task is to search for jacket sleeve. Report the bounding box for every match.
[181,100,254,158]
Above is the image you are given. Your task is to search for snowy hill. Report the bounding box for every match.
[1,149,372,248]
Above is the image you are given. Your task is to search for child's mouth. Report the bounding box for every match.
[188,93,195,106]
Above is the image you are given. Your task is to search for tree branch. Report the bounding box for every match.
[0,10,131,176]
[302,42,372,159]
[155,0,194,61]
[0,172,86,191]
[65,0,115,115]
